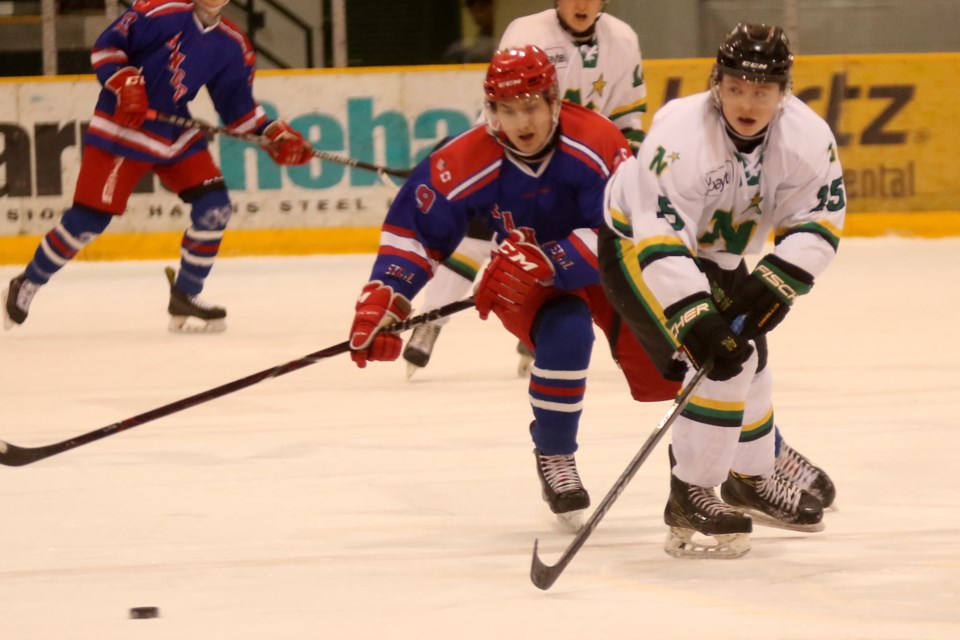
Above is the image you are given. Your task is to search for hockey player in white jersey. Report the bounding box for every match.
[403,0,647,377]
[599,24,845,558]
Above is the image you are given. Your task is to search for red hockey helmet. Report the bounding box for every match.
[483,45,559,104]
[483,45,561,157]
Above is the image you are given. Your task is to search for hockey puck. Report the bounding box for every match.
[129,606,160,619]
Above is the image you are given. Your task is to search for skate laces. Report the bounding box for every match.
[186,294,219,311]
[539,454,583,494]
[407,323,440,352]
[775,444,819,489]
[14,277,38,312]
[757,474,802,511]
[688,484,738,516]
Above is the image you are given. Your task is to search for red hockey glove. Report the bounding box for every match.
[263,121,313,165]
[475,230,555,321]
[349,281,412,368]
[105,67,149,129]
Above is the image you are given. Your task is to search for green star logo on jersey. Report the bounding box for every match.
[742,194,763,217]
[669,152,681,162]
[588,75,607,99]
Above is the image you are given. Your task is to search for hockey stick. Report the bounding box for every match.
[529,316,746,590]
[0,297,475,468]
[145,110,412,179]
[529,365,710,590]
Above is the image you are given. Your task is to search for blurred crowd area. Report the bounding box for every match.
[1,0,958,76]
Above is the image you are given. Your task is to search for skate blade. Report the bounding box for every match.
[168,316,227,334]
[405,362,421,380]
[744,510,825,533]
[555,509,587,533]
[517,353,534,378]
[664,527,751,559]
[1,288,14,330]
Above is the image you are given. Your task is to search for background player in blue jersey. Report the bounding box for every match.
[347,45,678,531]
[2,0,313,333]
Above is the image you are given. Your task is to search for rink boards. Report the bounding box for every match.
[1,53,958,262]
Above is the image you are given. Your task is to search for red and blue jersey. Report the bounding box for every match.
[369,102,632,301]
[87,0,269,164]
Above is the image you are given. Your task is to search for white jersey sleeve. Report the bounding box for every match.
[763,98,846,280]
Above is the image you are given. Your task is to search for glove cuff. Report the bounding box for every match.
[105,66,142,94]
[754,254,814,306]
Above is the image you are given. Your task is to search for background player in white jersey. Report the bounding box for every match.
[1,0,312,334]
[599,24,845,558]
[403,0,647,377]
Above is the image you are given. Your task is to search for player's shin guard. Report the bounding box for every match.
[528,298,593,531]
[24,206,112,285]
[168,188,231,333]
[730,365,776,477]
[176,188,232,296]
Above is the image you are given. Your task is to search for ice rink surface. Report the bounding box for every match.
[1,237,958,639]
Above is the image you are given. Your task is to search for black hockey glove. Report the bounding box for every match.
[667,295,753,382]
[723,254,814,340]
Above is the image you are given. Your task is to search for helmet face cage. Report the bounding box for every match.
[713,23,793,89]
[483,45,561,155]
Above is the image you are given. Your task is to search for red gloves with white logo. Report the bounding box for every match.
[105,67,149,129]
[475,230,555,322]
[263,120,313,165]
[349,281,412,368]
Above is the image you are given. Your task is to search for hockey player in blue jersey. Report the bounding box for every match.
[347,45,679,531]
[1,0,313,333]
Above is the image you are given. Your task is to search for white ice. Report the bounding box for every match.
[1,237,958,639]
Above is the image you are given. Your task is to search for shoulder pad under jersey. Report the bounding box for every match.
[428,126,503,200]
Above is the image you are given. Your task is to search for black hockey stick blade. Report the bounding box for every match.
[530,365,711,590]
[0,297,475,467]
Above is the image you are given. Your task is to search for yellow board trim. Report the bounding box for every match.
[0,227,383,265]
[1,215,958,265]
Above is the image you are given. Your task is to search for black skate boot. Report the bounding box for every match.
[721,471,824,532]
[2,273,40,330]
[165,267,226,333]
[664,473,752,559]
[533,445,590,533]
[402,322,442,379]
[775,440,837,508]
[517,340,535,377]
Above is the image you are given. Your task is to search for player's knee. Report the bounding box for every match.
[184,187,232,232]
[533,297,594,364]
[62,205,113,237]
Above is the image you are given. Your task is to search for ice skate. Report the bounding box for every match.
[775,440,836,508]
[2,273,39,330]
[534,447,590,533]
[663,473,752,559]
[165,267,227,333]
[721,471,824,532]
[517,340,535,377]
[402,322,442,379]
